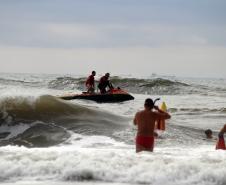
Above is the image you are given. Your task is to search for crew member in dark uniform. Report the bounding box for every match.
[98,73,113,94]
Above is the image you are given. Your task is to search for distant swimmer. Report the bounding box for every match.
[216,124,226,150]
[205,129,213,139]
[133,98,171,153]
[98,73,113,94]
[85,71,96,93]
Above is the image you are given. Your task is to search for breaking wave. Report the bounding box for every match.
[0,146,225,184]
[2,74,226,96]
[0,77,42,88]
[48,77,83,90]
[169,107,226,114]
[0,95,127,147]
[48,77,190,95]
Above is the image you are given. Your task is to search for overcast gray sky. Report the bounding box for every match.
[0,0,226,77]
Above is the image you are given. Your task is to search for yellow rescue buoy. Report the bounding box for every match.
[156,102,167,131]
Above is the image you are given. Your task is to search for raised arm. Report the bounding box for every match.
[219,124,226,137]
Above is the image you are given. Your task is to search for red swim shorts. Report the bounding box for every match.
[136,135,154,150]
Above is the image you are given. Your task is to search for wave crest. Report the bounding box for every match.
[48,76,190,95]
[0,95,126,147]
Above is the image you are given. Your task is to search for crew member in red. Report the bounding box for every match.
[85,71,96,93]
[98,73,113,94]
[133,98,171,153]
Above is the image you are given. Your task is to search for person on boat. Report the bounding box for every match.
[85,71,96,93]
[133,98,171,153]
[98,73,113,94]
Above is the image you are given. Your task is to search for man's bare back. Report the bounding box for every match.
[134,110,168,136]
[133,98,171,152]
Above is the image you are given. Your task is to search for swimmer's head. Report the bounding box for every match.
[205,129,213,139]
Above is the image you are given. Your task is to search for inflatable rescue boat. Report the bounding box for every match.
[58,88,134,103]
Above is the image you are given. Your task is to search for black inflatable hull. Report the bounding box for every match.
[59,92,134,103]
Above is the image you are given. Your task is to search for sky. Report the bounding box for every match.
[0,0,226,78]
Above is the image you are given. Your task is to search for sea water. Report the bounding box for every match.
[0,73,226,185]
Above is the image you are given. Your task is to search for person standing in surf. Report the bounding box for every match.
[98,73,113,94]
[85,71,96,93]
[218,124,226,136]
[216,124,226,150]
[133,98,171,153]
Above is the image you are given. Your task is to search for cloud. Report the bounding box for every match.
[0,0,226,48]
[1,1,226,78]
[0,22,216,48]
[45,23,101,40]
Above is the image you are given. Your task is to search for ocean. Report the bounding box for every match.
[0,73,226,185]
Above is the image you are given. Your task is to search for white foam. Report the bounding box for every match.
[64,132,127,149]
[0,145,226,185]
[0,123,31,140]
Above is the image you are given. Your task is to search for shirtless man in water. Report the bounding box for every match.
[133,98,171,153]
